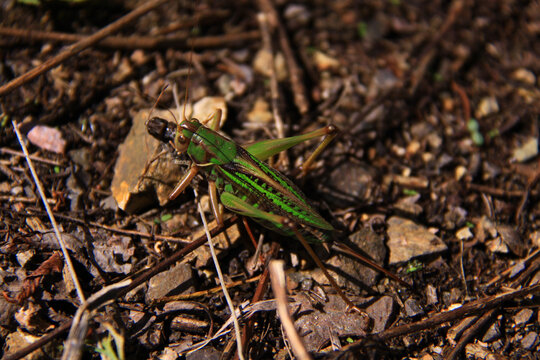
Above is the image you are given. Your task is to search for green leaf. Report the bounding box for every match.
[95,334,119,360]
[357,22,368,39]
[191,26,200,36]
[467,118,479,132]
[161,213,172,222]
[488,128,499,138]
[406,260,423,273]
[1,114,8,128]
[17,0,41,4]
[471,131,484,146]
[403,189,418,196]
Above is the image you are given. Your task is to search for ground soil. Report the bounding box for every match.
[1,0,539,359]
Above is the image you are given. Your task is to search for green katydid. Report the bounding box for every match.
[145,106,370,309]
[146,110,337,242]
[146,94,411,310]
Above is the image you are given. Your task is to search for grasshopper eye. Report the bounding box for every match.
[177,135,188,144]
[174,133,190,152]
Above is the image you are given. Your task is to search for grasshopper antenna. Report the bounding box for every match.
[146,84,170,126]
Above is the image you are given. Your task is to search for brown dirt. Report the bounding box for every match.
[1,0,539,359]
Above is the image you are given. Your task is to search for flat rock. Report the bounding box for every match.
[320,227,386,291]
[404,297,424,318]
[27,125,66,154]
[292,293,369,352]
[386,216,447,264]
[365,295,395,333]
[111,109,183,213]
[146,262,194,302]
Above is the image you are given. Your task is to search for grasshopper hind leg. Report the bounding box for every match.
[219,192,364,315]
[244,125,338,176]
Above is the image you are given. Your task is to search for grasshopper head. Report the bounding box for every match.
[146,117,177,143]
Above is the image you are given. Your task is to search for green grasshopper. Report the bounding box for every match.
[145,107,366,310]
[146,110,338,243]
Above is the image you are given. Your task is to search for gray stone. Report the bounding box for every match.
[366,296,395,333]
[513,309,533,326]
[520,332,538,350]
[404,298,424,318]
[146,263,194,302]
[387,217,447,264]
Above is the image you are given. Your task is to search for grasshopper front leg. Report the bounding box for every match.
[168,165,199,200]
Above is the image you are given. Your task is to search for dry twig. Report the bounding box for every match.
[12,120,86,303]
[269,260,312,360]
[257,13,288,167]
[257,0,309,115]
[0,0,172,96]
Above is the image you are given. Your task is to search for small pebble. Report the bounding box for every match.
[513,309,533,326]
[426,284,438,305]
[481,321,500,342]
[313,50,340,71]
[512,137,538,163]
[27,125,66,154]
[456,226,473,240]
[475,96,499,118]
[520,332,538,350]
[455,165,467,181]
[512,68,536,85]
[404,298,424,317]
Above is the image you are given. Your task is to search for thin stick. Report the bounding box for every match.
[269,260,312,360]
[459,238,469,298]
[257,0,309,114]
[0,195,56,204]
[0,148,63,166]
[0,0,171,96]
[0,26,260,50]
[156,275,262,302]
[257,13,288,167]
[12,121,85,303]
[194,189,245,360]
[61,280,132,360]
[21,210,191,244]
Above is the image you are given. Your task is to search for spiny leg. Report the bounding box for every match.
[208,180,223,227]
[220,192,362,313]
[168,165,199,201]
[220,192,285,225]
[206,109,222,131]
[298,125,338,176]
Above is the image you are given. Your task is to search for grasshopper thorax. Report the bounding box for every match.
[174,119,202,151]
